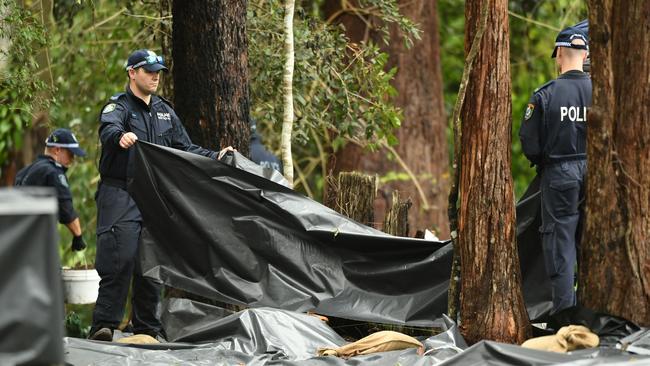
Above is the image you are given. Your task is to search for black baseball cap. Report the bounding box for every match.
[45,128,86,157]
[125,49,168,72]
[551,25,589,58]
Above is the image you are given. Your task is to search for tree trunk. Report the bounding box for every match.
[579,0,650,326]
[457,0,530,344]
[171,0,250,154]
[281,0,295,186]
[323,0,449,238]
[159,0,174,101]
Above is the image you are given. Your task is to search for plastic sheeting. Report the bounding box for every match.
[618,329,650,355]
[63,304,649,365]
[64,303,466,365]
[0,188,64,365]
[546,306,641,346]
[435,340,649,366]
[515,174,553,320]
[130,142,553,326]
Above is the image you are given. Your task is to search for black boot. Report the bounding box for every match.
[88,327,113,342]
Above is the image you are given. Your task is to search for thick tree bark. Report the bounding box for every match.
[457,0,530,344]
[171,1,250,154]
[327,171,377,227]
[159,0,173,101]
[323,0,449,237]
[383,191,411,237]
[579,0,650,326]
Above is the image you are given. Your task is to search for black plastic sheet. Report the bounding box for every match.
[0,188,64,365]
[618,329,650,355]
[436,340,647,366]
[546,306,641,346]
[130,142,552,326]
[131,142,451,326]
[516,175,554,320]
[64,304,466,365]
[63,304,650,365]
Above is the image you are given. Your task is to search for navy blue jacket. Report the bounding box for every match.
[250,133,282,172]
[519,70,592,166]
[98,86,217,182]
[15,155,78,224]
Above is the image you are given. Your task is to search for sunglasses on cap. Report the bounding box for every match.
[126,55,165,71]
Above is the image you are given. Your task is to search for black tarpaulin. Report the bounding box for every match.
[545,306,641,346]
[618,329,650,355]
[436,340,648,366]
[63,304,649,365]
[64,304,466,366]
[515,175,553,320]
[0,188,64,365]
[130,142,551,326]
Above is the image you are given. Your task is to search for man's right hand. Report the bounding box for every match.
[119,132,138,149]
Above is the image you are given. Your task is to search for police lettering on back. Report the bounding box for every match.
[560,106,587,122]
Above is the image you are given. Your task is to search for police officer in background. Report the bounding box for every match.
[15,128,87,252]
[89,49,233,341]
[519,26,591,314]
[249,118,283,173]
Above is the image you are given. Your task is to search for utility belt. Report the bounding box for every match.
[101,177,128,190]
[542,154,586,166]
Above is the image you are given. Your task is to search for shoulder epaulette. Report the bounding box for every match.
[110,92,126,101]
[99,93,128,120]
[534,80,555,94]
[156,95,174,109]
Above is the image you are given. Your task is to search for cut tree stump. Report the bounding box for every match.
[383,191,412,237]
[328,171,378,227]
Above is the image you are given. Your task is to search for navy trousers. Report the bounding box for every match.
[539,160,586,313]
[91,183,163,336]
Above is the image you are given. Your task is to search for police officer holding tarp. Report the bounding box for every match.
[15,128,87,252]
[519,26,591,314]
[89,49,233,342]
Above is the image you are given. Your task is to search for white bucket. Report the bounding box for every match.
[61,269,100,304]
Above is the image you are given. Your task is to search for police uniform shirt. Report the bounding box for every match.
[520,70,592,166]
[15,155,78,224]
[250,133,283,172]
[96,85,219,234]
[98,85,218,182]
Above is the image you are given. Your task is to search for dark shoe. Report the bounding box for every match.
[89,327,113,342]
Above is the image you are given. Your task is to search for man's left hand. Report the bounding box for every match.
[217,146,236,160]
[72,235,87,251]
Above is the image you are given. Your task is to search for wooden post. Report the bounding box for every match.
[383,191,412,237]
[332,171,378,227]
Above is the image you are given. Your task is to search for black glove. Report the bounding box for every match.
[72,235,87,251]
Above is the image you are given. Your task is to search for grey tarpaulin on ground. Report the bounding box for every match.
[65,301,466,365]
[130,142,550,326]
[0,188,64,365]
[63,301,650,365]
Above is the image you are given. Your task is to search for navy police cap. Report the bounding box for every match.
[551,25,589,58]
[46,128,86,157]
[125,49,168,72]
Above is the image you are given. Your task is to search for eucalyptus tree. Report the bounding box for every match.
[579,0,650,327]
